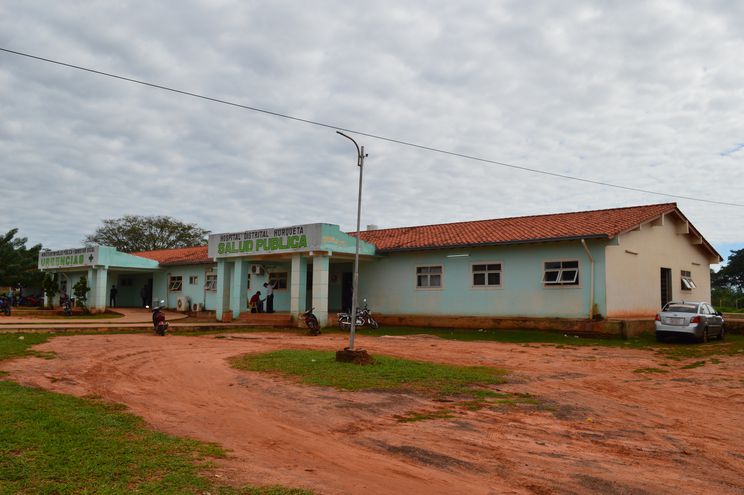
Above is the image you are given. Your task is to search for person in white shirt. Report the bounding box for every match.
[263,282,276,313]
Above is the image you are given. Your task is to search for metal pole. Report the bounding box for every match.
[337,131,365,351]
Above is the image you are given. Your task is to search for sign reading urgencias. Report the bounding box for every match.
[208,224,323,258]
[38,246,100,269]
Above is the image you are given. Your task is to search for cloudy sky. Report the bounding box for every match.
[1,1,742,263]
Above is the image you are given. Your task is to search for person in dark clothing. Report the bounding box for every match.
[109,285,118,307]
[249,291,264,313]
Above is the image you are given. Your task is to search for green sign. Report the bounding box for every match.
[208,224,321,258]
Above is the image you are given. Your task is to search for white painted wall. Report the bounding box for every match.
[605,213,715,317]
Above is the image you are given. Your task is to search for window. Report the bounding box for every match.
[205,273,217,291]
[681,270,696,290]
[416,266,442,288]
[168,276,183,291]
[543,260,579,286]
[189,276,198,285]
[472,263,502,287]
[269,272,288,290]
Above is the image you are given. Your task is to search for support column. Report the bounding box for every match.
[290,254,308,325]
[87,268,96,311]
[230,260,248,319]
[216,260,232,321]
[311,255,329,327]
[93,267,108,313]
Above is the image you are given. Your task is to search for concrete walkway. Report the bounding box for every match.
[0,307,295,333]
[0,307,188,325]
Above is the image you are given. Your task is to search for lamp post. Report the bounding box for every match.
[336,130,366,352]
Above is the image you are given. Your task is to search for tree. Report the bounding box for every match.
[42,273,59,309]
[716,248,744,291]
[73,276,91,313]
[84,215,210,253]
[0,229,42,288]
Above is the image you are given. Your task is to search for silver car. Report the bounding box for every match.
[655,301,725,342]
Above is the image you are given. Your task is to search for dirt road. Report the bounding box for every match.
[2,332,743,494]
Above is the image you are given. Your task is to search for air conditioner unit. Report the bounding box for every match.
[191,302,204,312]
[250,264,265,276]
[176,296,190,312]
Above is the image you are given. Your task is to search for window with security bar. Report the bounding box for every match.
[543,260,579,286]
[168,276,183,291]
[681,270,696,291]
[472,263,502,287]
[205,273,217,291]
[417,265,443,288]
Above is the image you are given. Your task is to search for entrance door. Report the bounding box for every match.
[660,268,672,308]
[341,272,353,313]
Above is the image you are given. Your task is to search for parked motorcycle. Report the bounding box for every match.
[0,296,11,316]
[149,301,169,336]
[302,307,321,335]
[337,299,379,330]
[61,296,73,317]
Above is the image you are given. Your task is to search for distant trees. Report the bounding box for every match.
[0,229,42,289]
[84,215,210,253]
[711,249,744,309]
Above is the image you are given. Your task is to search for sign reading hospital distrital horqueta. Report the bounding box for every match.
[208,224,323,259]
[38,246,100,269]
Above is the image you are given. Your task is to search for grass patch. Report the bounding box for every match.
[633,367,669,374]
[0,333,53,361]
[655,335,744,360]
[328,326,659,348]
[0,334,312,495]
[680,360,707,369]
[231,349,507,397]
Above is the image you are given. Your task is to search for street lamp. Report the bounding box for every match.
[336,130,366,354]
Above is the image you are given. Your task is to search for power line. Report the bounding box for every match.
[1,46,742,208]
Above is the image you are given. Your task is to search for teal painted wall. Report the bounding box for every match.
[157,264,218,310]
[357,241,607,318]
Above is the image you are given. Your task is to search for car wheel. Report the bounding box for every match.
[655,333,665,343]
[719,325,726,340]
[701,328,709,344]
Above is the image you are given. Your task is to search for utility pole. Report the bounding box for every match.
[336,131,366,351]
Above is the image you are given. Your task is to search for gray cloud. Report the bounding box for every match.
[0,0,742,257]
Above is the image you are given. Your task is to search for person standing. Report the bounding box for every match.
[140,286,148,308]
[109,284,118,308]
[263,281,275,313]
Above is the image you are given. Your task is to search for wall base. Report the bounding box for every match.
[376,314,655,338]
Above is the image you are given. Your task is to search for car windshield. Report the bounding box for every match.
[664,304,697,313]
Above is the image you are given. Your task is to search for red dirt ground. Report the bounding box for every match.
[2,332,744,494]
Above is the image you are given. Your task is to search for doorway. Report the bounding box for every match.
[341,272,353,313]
[660,268,672,308]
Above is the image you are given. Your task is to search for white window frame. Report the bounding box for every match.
[416,265,444,290]
[269,272,288,290]
[542,259,580,287]
[188,275,198,285]
[168,275,183,292]
[681,270,696,290]
[205,273,217,291]
[471,262,503,289]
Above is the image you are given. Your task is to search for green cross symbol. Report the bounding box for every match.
[88,255,94,262]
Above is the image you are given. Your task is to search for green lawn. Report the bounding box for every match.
[231,349,507,397]
[0,333,312,495]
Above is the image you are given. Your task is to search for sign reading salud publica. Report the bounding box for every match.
[38,246,100,269]
[208,224,323,259]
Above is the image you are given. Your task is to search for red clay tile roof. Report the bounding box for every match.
[355,203,681,252]
[133,245,210,265]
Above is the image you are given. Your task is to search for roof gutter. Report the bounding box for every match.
[581,239,595,320]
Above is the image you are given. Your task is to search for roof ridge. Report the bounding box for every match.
[353,202,677,233]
